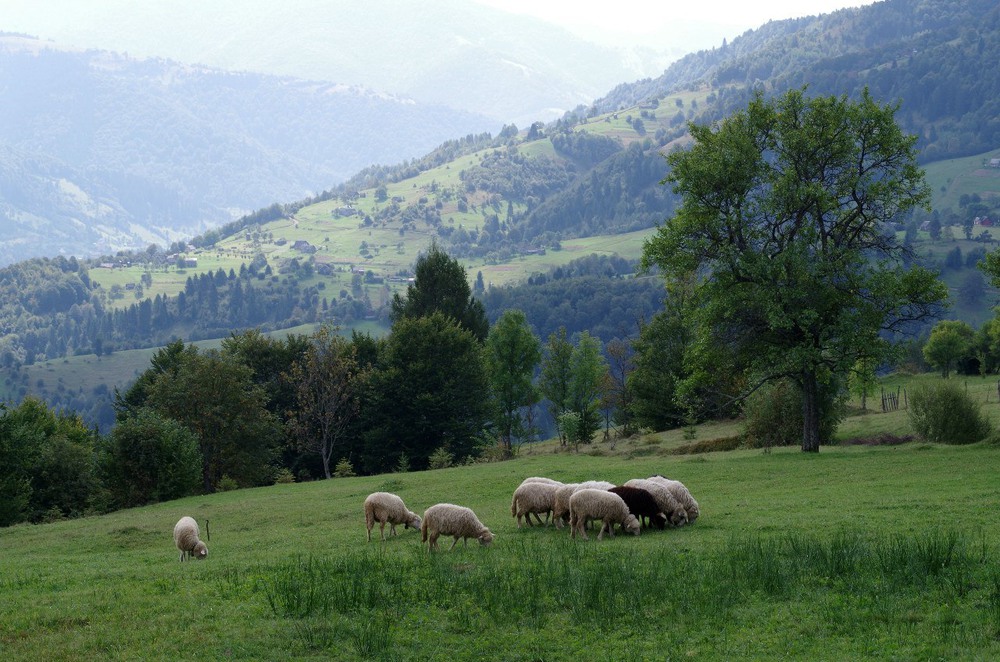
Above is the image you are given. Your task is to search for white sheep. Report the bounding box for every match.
[510,481,559,527]
[568,489,640,541]
[647,475,701,523]
[518,476,563,487]
[624,478,688,527]
[421,503,494,552]
[551,481,615,528]
[364,492,422,542]
[173,516,208,561]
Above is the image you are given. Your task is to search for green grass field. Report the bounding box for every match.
[3,376,1000,660]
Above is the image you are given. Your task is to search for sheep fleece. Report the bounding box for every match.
[421,503,494,551]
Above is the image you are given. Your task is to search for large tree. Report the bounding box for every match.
[145,348,281,491]
[284,326,365,479]
[642,88,947,452]
[484,309,541,453]
[539,327,574,445]
[566,331,608,446]
[364,312,490,473]
[391,241,488,342]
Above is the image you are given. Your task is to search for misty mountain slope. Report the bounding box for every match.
[1,0,666,125]
[0,35,494,265]
[594,0,1000,162]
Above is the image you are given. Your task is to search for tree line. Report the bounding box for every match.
[0,244,681,526]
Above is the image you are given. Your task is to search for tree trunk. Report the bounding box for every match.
[322,442,333,480]
[801,371,821,453]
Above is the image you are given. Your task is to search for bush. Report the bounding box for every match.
[273,468,296,484]
[742,379,843,448]
[333,458,356,478]
[907,380,992,444]
[99,407,203,508]
[427,447,454,470]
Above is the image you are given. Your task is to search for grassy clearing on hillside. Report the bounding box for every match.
[2,433,1000,660]
[924,149,1000,211]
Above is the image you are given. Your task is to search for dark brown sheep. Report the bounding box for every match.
[608,486,668,530]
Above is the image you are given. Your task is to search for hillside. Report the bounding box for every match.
[596,0,1000,164]
[0,34,494,265]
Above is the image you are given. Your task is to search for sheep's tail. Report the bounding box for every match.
[364,504,374,530]
[510,494,517,517]
[420,517,428,543]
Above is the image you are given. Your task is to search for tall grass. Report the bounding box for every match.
[231,528,999,657]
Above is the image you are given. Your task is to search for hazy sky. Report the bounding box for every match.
[475,0,877,50]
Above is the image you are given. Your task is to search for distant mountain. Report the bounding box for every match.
[0,35,494,265]
[1,0,671,126]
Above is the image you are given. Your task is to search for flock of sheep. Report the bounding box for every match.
[173,474,699,559]
[361,474,700,552]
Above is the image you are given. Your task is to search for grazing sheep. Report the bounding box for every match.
[624,478,688,527]
[518,476,563,487]
[511,481,559,527]
[608,486,667,530]
[569,489,641,541]
[364,492,422,542]
[552,481,615,528]
[647,475,701,523]
[173,516,208,561]
[421,504,494,552]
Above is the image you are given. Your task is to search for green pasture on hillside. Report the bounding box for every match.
[924,149,1000,212]
[2,420,1000,660]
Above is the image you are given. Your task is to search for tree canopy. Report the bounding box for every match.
[391,241,489,342]
[642,88,947,452]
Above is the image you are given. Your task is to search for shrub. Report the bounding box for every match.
[427,447,454,470]
[907,380,992,444]
[742,379,843,448]
[333,458,356,478]
[98,407,202,509]
[273,468,296,484]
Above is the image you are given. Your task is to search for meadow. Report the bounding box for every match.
[3,379,1000,660]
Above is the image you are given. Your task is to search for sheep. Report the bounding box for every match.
[608,485,667,530]
[624,478,688,527]
[518,476,563,487]
[173,516,208,561]
[421,503,494,552]
[568,489,641,541]
[552,480,616,528]
[511,481,559,527]
[647,475,701,523]
[364,492,422,542]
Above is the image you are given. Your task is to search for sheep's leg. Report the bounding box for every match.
[449,536,460,551]
[389,523,397,537]
[379,521,387,542]
[530,512,544,526]
[429,532,439,551]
